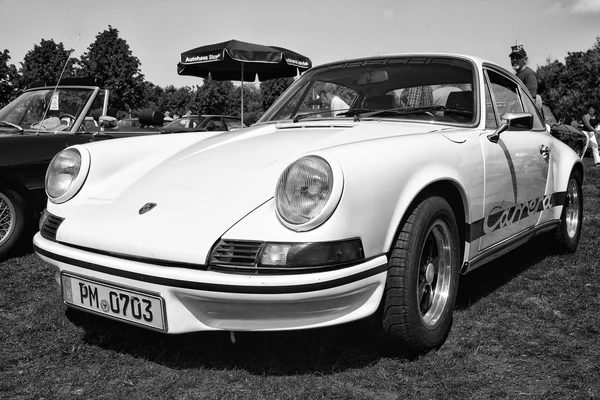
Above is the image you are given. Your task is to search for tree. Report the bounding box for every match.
[159,85,195,117]
[193,78,235,116]
[17,39,76,90]
[78,25,145,114]
[537,36,600,122]
[0,49,18,106]
[232,83,263,125]
[260,77,294,111]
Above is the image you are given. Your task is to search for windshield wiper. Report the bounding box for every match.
[0,120,25,134]
[360,106,474,119]
[292,108,350,123]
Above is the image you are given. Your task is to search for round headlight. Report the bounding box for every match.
[275,155,343,231]
[46,147,90,204]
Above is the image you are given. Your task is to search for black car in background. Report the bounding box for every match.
[160,115,247,133]
[540,103,588,158]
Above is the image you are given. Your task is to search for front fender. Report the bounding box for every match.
[224,131,483,260]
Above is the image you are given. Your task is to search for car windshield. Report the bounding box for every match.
[0,87,96,133]
[257,56,476,126]
[163,116,206,130]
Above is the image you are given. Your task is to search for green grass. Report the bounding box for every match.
[2,158,600,399]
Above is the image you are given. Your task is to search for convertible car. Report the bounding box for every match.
[34,54,584,356]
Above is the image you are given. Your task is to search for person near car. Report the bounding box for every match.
[319,83,350,116]
[398,86,434,108]
[509,44,542,109]
[582,104,600,166]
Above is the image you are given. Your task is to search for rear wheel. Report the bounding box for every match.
[554,170,583,253]
[0,188,26,259]
[381,196,460,356]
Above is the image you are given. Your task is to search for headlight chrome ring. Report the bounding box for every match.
[46,146,90,204]
[275,155,343,231]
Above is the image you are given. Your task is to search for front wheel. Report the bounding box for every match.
[380,196,460,356]
[554,170,583,253]
[0,188,27,259]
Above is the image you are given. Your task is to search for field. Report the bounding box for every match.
[1,158,599,400]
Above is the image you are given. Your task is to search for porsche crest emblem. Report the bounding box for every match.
[139,203,157,215]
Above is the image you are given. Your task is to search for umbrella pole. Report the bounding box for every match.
[241,63,244,126]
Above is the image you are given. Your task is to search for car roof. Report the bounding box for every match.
[310,53,498,72]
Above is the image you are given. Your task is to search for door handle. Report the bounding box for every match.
[540,144,551,161]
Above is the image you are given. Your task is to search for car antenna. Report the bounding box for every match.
[35,34,81,136]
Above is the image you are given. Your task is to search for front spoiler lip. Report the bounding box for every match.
[33,238,388,295]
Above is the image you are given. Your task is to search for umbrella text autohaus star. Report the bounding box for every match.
[177,39,312,123]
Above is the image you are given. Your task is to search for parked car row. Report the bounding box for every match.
[30,53,584,356]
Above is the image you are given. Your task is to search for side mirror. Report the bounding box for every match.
[487,112,533,143]
[98,115,117,128]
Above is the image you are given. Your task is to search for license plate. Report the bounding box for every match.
[61,273,166,331]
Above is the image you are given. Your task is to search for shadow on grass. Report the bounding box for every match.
[455,233,557,309]
[0,228,35,262]
[67,308,384,375]
[65,233,559,375]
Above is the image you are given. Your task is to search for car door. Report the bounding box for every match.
[478,67,550,251]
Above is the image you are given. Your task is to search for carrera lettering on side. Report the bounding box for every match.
[467,192,566,242]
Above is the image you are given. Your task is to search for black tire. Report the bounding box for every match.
[0,188,27,259]
[554,170,583,253]
[381,196,460,356]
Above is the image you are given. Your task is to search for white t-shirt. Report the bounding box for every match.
[331,95,350,116]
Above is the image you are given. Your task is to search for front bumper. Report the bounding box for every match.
[33,233,388,333]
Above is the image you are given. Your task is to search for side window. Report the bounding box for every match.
[86,90,105,118]
[541,105,556,124]
[519,88,545,130]
[484,78,498,129]
[487,70,523,116]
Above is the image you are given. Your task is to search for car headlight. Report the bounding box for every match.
[275,155,343,231]
[45,147,90,204]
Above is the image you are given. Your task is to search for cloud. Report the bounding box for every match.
[571,0,600,12]
[547,0,600,13]
[382,9,395,20]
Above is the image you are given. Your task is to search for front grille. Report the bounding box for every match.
[209,240,263,270]
[40,212,64,241]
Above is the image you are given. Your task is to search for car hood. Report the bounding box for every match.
[56,121,452,263]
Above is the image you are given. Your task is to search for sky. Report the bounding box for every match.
[1,0,600,88]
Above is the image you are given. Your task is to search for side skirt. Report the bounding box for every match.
[461,220,560,274]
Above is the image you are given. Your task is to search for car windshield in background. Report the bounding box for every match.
[0,88,95,133]
[258,56,476,126]
[163,116,206,130]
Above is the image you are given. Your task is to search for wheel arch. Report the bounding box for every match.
[384,178,468,262]
[0,170,31,204]
[0,169,39,219]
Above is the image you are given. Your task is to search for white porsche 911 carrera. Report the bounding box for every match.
[34,53,584,356]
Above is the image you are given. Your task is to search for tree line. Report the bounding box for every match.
[0,26,292,125]
[1,26,599,125]
[537,36,600,123]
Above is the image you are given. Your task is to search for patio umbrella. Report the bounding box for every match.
[177,39,312,123]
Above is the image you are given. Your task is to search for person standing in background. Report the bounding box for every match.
[582,104,600,166]
[319,83,350,116]
[509,44,542,109]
